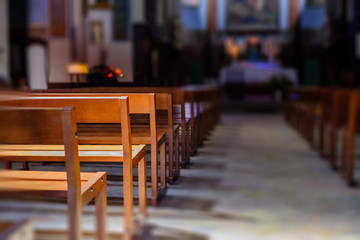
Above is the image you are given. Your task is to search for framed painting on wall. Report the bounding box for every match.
[227,0,279,31]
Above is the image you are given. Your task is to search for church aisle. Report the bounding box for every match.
[145,114,360,240]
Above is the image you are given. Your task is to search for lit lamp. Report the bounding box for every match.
[67,62,89,88]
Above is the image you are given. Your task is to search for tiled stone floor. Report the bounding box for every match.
[1,114,360,239]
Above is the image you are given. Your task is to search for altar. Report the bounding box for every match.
[220,62,298,85]
[220,61,297,100]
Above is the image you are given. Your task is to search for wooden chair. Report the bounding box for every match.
[0,97,147,237]
[0,106,107,240]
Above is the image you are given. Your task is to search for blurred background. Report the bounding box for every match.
[2,1,360,239]
[1,0,356,103]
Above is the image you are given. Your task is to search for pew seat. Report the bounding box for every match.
[0,170,105,199]
[1,144,145,165]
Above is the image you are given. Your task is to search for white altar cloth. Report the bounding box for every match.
[220,62,298,85]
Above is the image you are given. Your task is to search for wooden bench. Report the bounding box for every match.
[285,87,360,186]
[41,86,220,167]
[0,97,148,237]
[317,89,350,170]
[0,106,108,240]
[2,93,166,205]
[291,87,352,171]
[314,88,355,184]
[182,86,220,154]
[340,90,360,186]
[26,91,180,185]
[285,87,324,148]
[36,87,191,167]
[51,88,187,162]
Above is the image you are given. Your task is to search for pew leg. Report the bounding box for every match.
[309,115,315,149]
[138,155,147,216]
[6,161,12,170]
[168,132,174,185]
[95,178,107,240]
[195,116,199,148]
[160,141,167,190]
[341,129,348,179]
[344,93,358,186]
[191,118,196,155]
[319,120,325,158]
[22,161,29,170]
[187,124,191,162]
[151,144,158,206]
[303,111,307,140]
[305,113,309,143]
[175,131,180,179]
[345,128,356,186]
[67,192,82,240]
[329,125,338,170]
[324,124,331,159]
[181,124,187,168]
[123,150,134,236]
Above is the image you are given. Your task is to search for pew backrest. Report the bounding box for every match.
[0,96,135,160]
[0,106,81,194]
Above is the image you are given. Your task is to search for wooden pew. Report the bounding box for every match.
[25,91,180,185]
[0,97,148,236]
[318,89,350,170]
[40,86,220,167]
[284,88,309,143]
[315,88,332,159]
[182,86,220,153]
[285,87,359,185]
[0,106,108,240]
[285,87,325,148]
[2,94,166,204]
[39,87,192,168]
[341,90,360,186]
